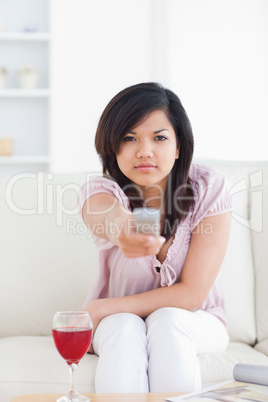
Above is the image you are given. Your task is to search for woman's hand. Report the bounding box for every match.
[116,216,166,258]
[85,299,107,354]
[83,193,165,257]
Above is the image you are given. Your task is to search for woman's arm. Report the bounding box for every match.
[82,192,130,244]
[82,192,166,256]
[86,212,231,330]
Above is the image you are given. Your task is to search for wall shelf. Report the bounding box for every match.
[0,155,50,165]
[0,32,50,41]
[0,89,51,98]
[0,0,51,174]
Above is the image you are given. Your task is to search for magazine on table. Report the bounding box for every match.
[165,364,268,401]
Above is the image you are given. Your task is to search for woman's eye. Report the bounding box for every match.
[154,135,167,141]
[122,136,136,142]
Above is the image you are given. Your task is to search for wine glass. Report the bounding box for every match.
[52,311,93,402]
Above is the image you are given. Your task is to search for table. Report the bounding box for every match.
[11,392,182,402]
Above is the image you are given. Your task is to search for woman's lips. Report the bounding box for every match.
[135,163,156,172]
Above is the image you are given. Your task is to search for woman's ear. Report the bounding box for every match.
[176,147,180,159]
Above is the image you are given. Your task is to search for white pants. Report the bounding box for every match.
[93,307,229,393]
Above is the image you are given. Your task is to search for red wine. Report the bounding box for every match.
[52,327,92,365]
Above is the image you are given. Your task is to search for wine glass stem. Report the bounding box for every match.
[68,363,79,396]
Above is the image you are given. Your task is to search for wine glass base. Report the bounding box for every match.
[57,395,90,402]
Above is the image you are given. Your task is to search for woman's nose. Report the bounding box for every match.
[136,142,153,158]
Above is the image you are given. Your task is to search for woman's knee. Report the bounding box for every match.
[94,313,147,355]
[146,307,194,335]
[146,308,201,392]
[97,312,146,333]
[94,313,149,392]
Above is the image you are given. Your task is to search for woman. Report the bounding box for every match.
[79,82,231,393]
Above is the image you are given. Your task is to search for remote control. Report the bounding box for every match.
[133,208,161,236]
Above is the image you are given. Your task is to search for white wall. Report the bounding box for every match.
[167,0,268,161]
[51,0,153,172]
[50,0,268,172]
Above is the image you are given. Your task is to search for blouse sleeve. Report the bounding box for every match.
[190,164,231,230]
[78,176,130,250]
[78,176,130,212]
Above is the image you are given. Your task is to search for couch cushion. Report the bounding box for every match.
[0,336,98,402]
[199,341,268,387]
[209,165,256,344]
[0,173,98,337]
[255,339,268,356]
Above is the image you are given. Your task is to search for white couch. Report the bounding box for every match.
[1,160,268,402]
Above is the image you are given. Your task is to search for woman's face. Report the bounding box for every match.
[116,110,179,191]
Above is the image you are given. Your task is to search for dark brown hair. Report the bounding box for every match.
[95,82,195,240]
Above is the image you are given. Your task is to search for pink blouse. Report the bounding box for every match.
[79,163,231,327]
